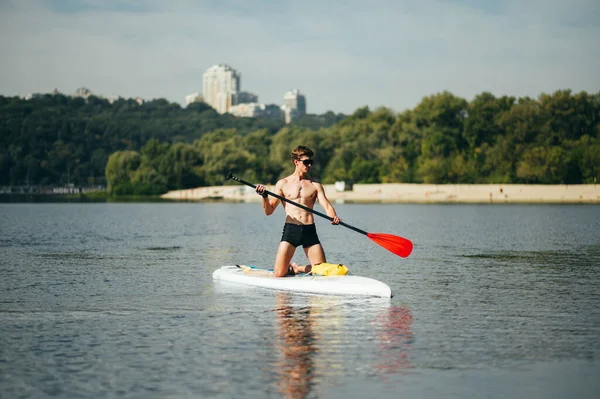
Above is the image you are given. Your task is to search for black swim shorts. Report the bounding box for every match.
[281,223,321,248]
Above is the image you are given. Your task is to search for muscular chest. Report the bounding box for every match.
[283,181,316,199]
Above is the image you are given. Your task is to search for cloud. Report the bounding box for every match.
[1,0,598,113]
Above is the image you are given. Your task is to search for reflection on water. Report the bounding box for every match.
[373,305,414,374]
[274,293,318,399]
[272,293,415,398]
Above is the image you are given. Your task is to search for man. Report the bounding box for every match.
[255,145,341,277]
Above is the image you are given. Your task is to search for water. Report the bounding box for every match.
[1,203,599,398]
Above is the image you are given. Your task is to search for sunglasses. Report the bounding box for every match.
[300,159,313,166]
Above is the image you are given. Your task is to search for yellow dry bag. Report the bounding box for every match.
[310,262,349,276]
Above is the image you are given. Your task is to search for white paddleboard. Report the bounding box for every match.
[212,265,392,298]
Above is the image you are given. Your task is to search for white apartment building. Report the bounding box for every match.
[283,89,306,114]
[202,64,241,114]
[229,103,283,119]
[229,103,264,118]
[282,89,307,123]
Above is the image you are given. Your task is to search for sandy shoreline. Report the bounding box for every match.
[161,183,600,204]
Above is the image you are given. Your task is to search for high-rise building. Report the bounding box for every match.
[281,89,307,123]
[283,89,306,114]
[202,64,241,114]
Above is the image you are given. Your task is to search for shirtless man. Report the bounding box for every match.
[255,145,341,277]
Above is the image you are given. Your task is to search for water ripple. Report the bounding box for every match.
[1,203,599,398]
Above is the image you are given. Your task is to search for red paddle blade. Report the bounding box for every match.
[367,233,413,258]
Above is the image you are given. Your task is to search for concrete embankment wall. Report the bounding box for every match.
[161,183,600,204]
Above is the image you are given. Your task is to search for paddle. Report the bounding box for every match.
[227,172,413,258]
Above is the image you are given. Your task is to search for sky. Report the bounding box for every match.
[1,0,599,114]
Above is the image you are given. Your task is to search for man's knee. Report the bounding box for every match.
[274,247,295,277]
[274,268,289,278]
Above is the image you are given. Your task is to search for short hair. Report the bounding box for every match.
[291,145,314,161]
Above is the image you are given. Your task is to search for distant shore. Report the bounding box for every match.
[161,183,600,204]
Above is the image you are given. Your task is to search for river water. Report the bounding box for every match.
[1,203,599,398]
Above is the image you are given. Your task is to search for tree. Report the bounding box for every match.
[516,146,568,183]
[463,92,513,150]
[105,151,141,192]
[5,89,599,190]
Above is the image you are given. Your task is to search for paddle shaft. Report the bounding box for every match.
[227,173,368,236]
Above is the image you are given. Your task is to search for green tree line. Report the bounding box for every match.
[1,90,599,195]
[105,90,600,194]
[0,94,298,186]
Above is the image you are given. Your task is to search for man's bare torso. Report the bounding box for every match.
[277,175,317,225]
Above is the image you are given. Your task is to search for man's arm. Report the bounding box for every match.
[256,180,283,216]
[315,182,341,224]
